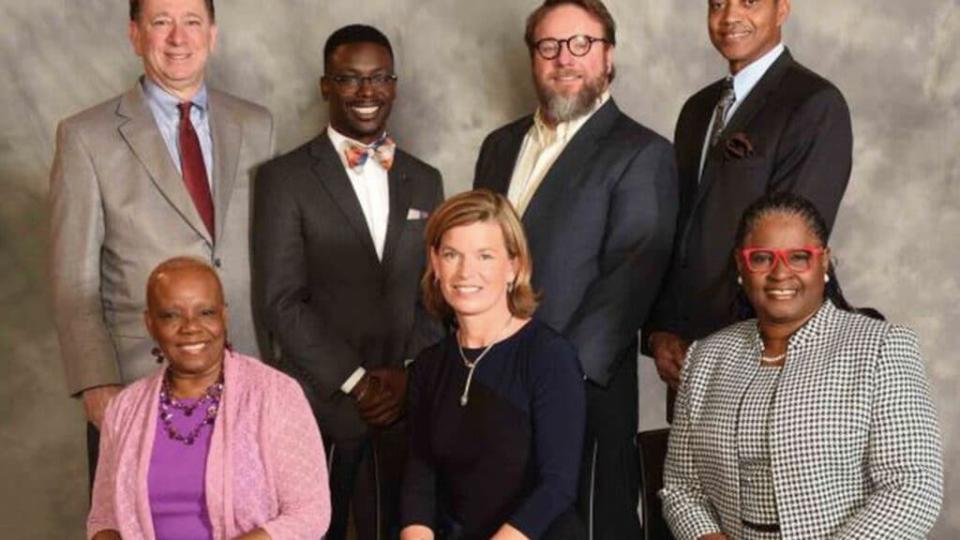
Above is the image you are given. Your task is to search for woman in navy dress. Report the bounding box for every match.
[400,190,587,540]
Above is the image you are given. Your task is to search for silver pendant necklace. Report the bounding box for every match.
[456,316,513,406]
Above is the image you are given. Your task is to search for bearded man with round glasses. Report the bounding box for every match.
[474,1,679,537]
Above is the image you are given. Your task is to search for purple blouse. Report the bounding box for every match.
[147,397,215,539]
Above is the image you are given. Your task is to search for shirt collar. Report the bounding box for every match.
[142,76,209,116]
[731,43,784,104]
[750,298,836,356]
[327,125,391,171]
[327,125,389,149]
[532,91,611,146]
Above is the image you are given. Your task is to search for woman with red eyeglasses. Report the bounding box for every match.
[660,192,943,539]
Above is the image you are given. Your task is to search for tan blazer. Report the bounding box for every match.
[49,81,274,394]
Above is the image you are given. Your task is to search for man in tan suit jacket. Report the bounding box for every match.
[48,0,273,471]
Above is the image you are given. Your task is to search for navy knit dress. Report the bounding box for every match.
[401,319,587,539]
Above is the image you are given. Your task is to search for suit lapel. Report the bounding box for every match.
[310,134,380,264]
[117,84,213,245]
[486,119,532,196]
[381,159,412,270]
[522,100,619,228]
[687,49,796,244]
[208,91,242,246]
[702,49,794,170]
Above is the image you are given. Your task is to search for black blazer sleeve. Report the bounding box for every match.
[768,83,852,231]
[253,158,363,397]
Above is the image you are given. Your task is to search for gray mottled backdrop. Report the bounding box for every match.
[0,0,956,537]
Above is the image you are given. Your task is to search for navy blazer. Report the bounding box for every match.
[475,100,678,385]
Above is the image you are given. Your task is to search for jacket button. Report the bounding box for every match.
[214,258,222,268]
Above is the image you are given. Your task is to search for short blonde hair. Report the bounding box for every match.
[422,189,538,320]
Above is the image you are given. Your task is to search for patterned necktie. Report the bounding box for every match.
[177,102,215,238]
[343,135,396,173]
[709,77,736,147]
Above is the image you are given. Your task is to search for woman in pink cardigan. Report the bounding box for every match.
[88,257,331,539]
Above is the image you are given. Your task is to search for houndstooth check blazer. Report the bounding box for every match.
[660,300,943,539]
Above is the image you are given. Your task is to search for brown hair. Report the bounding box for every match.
[421,190,538,320]
[524,0,617,49]
[130,0,215,22]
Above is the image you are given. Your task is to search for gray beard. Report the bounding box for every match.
[537,72,606,124]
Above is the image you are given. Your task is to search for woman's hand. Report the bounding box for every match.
[490,523,529,540]
[399,524,434,540]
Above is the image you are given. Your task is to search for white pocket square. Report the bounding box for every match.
[406,208,429,220]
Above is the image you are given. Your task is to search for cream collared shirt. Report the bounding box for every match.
[507,92,611,216]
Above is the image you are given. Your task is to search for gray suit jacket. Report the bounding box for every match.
[49,81,274,394]
[661,301,943,539]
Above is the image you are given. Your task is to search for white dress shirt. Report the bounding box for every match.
[327,126,392,393]
[327,126,391,261]
[508,92,611,215]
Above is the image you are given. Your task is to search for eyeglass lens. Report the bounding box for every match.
[747,249,815,271]
[536,35,599,59]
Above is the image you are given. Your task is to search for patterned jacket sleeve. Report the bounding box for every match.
[659,341,725,539]
[660,342,720,540]
[833,326,943,538]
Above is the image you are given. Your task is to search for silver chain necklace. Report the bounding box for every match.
[456,316,513,406]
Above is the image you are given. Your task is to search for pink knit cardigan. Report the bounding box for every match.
[87,350,331,539]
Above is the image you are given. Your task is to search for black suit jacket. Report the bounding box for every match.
[475,100,678,386]
[651,49,853,341]
[253,133,444,441]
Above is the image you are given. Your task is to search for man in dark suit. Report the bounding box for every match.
[474,1,678,537]
[253,25,444,540]
[648,0,853,392]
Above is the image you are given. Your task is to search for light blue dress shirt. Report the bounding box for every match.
[142,77,215,192]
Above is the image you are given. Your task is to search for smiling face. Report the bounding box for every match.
[321,42,396,144]
[737,212,829,334]
[145,263,227,383]
[128,0,216,101]
[531,4,613,125]
[430,220,518,322]
[708,0,790,74]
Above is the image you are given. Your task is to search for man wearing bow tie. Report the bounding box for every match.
[647,0,853,400]
[253,24,443,540]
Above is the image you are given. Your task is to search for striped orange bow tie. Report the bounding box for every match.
[343,135,396,172]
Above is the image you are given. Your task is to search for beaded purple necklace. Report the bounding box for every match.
[159,371,224,445]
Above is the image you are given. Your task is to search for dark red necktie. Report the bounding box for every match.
[178,102,215,238]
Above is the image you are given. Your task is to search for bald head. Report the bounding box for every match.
[146,256,224,312]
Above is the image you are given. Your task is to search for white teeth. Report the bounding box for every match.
[768,289,797,299]
[454,286,481,293]
[179,343,206,353]
[352,106,379,116]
